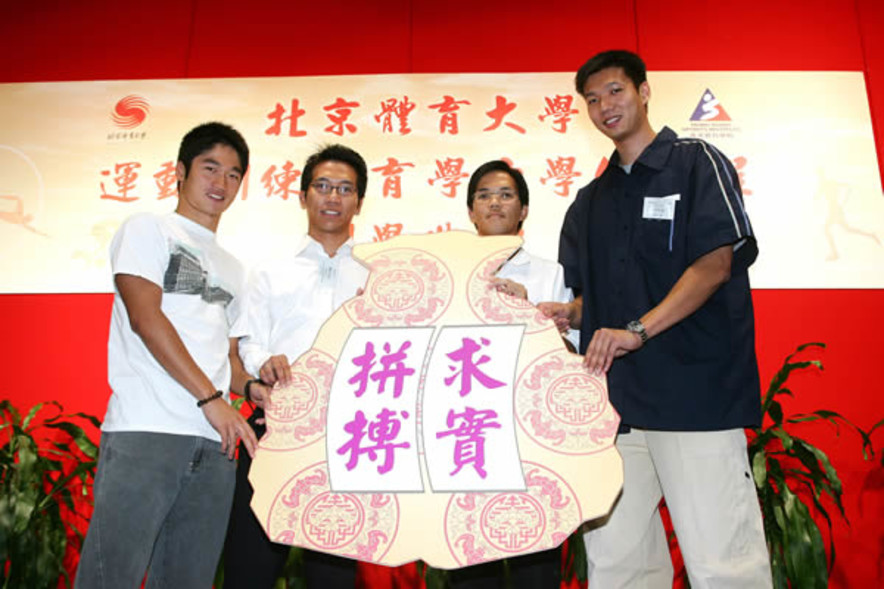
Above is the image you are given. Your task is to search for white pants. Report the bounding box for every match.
[583,428,772,589]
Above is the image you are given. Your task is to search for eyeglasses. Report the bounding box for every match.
[310,180,356,197]
[474,189,518,201]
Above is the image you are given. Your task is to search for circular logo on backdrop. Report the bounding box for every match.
[111,95,150,129]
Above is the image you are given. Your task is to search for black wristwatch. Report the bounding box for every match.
[625,320,648,344]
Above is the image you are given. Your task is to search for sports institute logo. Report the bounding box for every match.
[689,89,731,122]
[682,87,738,141]
[111,95,150,129]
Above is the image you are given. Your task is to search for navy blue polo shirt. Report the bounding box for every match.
[560,127,762,431]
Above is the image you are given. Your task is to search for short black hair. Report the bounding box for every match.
[300,144,368,201]
[467,160,529,210]
[177,122,249,177]
[575,50,647,95]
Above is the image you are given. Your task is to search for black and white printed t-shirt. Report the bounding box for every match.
[103,212,246,442]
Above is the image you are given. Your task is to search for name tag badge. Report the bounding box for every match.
[642,194,680,220]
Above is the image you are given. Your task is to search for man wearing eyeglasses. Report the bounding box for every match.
[223,144,369,588]
[447,160,576,589]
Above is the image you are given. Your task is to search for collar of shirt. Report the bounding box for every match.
[608,126,676,173]
[295,234,354,260]
[170,211,216,242]
[296,235,355,286]
[505,247,531,268]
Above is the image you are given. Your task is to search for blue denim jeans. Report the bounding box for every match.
[76,431,236,589]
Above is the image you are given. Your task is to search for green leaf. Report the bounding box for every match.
[0,400,100,589]
[20,402,45,431]
[771,428,794,451]
[751,450,768,490]
[768,400,784,426]
[563,527,587,583]
[70,411,102,430]
[45,421,99,459]
[781,491,827,588]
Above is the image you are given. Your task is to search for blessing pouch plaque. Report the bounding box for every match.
[249,231,622,568]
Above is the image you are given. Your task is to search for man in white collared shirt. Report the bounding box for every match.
[224,144,369,589]
[448,160,577,589]
[468,160,578,349]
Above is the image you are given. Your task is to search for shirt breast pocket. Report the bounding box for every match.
[637,218,674,260]
[636,194,680,259]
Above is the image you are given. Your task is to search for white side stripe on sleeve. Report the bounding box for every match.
[675,139,745,239]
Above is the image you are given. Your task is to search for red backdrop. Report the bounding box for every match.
[2,1,882,587]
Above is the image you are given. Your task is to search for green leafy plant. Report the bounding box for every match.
[748,342,873,589]
[0,400,100,589]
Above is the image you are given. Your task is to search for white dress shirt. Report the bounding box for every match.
[498,247,579,349]
[238,235,369,376]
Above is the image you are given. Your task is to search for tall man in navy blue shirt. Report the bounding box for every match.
[540,50,772,588]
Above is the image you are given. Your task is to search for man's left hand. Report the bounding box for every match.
[488,277,528,300]
[248,380,273,410]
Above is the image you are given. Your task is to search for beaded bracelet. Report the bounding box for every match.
[196,390,223,408]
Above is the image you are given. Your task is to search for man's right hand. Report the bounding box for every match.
[537,299,581,333]
[259,354,292,386]
[203,400,258,459]
[583,327,643,375]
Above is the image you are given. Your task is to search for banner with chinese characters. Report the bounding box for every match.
[0,71,881,292]
[249,231,622,568]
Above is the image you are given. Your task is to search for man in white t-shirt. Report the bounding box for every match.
[448,159,577,589]
[76,122,258,589]
[223,144,369,589]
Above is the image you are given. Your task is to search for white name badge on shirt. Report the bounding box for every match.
[642,194,681,220]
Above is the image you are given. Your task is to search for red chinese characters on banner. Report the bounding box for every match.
[733,156,752,196]
[373,223,404,242]
[371,158,415,199]
[154,161,177,200]
[483,96,526,134]
[538,95,579,133]
[100,162,141,202]
[375,97,417,135]
[266,99,307,138]
[323,97,361,136]
[540,156,582,197]
[594,157,609,179]
[261,161,302,200]
[428,222,452,234]
[428,96,471,135]
[428,158,468,198]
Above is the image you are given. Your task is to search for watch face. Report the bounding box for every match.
[627,321,647,342]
